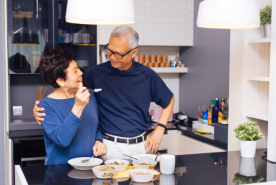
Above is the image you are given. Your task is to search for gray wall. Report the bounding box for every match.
[179,0,230,119]
[0,0,7,184]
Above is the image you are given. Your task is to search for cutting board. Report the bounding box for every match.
[112,166,160,179]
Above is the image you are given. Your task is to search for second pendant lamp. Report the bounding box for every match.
[197,0,260,29]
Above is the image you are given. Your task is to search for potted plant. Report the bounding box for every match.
[233,122,264,158]
[232,173,264,184]
[260,5,272,38]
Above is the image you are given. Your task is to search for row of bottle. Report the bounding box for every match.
[199,98,229,125]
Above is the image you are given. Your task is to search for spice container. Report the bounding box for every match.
[148,63,154,68]
[157,55,162,63]
[153,63,160,67]
[162,55,167,63]
[151,55,156,63]
[138,55,145,63]
[160,63,166,67]
[145,55,150,63]
[166,63,170,68]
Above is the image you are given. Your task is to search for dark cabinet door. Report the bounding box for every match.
[7,0,97,74]
[53,0,97,73]
[7,0,54,74]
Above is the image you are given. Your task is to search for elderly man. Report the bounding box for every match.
[33,26,174,160]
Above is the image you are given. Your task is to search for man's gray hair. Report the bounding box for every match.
[111,26,139,48]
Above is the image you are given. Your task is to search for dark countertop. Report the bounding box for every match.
[9,121,227,150]
[20,149,273,185]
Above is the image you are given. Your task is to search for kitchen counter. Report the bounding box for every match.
[8,120,227,151]
[147,121,227,150]
[18,149,273,185]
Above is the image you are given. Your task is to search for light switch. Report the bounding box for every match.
[13,106,22,116]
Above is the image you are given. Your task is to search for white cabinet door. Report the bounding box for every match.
[144,0,193,46]
[97,0,145,45]
[178,135,225,155]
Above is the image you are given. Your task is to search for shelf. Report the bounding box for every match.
[246,76,270,82]
[246,113,269,121]
[151,67,188,73]
[248,38,271,44]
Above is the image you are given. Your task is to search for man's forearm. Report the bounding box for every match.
[158,96,175,126]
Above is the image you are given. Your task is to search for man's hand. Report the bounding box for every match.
[33,101,46,125]
[93,141,108,157]
[144,127,165,154]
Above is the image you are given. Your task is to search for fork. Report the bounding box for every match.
[81,155,94,163]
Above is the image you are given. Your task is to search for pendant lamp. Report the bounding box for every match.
[197,0,260,29]
[12,18,39,45]
[66,0,135,25]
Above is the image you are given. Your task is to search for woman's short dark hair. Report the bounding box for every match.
[39,47,75,88]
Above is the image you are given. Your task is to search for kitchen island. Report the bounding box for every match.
[15,149,275,185]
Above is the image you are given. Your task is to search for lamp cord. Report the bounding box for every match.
[261,151,276,164]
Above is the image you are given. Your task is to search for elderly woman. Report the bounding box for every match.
[38,47,107,165]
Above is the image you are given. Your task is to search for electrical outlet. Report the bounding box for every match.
[13,106,22,116]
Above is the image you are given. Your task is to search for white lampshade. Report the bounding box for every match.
[66,0,135,25]
[197,0,260,29]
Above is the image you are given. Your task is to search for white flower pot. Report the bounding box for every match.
[240,140,257,158]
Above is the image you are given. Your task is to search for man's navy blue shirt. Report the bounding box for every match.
[83,61,173,137]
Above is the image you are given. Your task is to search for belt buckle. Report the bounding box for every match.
[127,138,129,145]
[136,137,138,144]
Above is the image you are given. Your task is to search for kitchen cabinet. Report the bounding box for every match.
[7,0,97,132]
[144,0,193,46]
[166,130,225,155]
[7,0,97,74]
[97,0,193,46]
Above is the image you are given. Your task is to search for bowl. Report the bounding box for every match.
[104,159,129,171]
[92,165,118,179]
[128,169,155,183]
[131,154,161,162]
[132,160,157,170]
[68,157,103,171]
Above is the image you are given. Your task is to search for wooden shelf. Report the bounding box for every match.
[246,113,269,121]
[151,67,188,73]
[246,76,270,82]
[248,38,271,44]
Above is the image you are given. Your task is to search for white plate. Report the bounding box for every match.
[68,157,103,171]
[131,154,160,162]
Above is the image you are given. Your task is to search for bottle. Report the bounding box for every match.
[218,99,225,123]
[221,98,229,124]
[202,105,208,125]
[212,98,219,124]
[174,49,181,67]
[208,100,215,125]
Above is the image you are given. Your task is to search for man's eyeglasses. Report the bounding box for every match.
[104,43,137,60]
